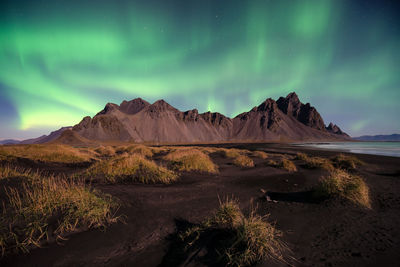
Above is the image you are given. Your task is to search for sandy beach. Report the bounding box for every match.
[1,143,399,266]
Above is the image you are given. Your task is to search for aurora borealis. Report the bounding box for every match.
[0,0,399,139]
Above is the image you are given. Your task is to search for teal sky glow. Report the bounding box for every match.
[0,0,399,139]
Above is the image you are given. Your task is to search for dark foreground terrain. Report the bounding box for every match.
[1,143,400,266]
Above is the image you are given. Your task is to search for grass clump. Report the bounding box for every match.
[0,170,118,256]
[0,166,42,181]
[94,146,116,157]
[84,154,177,184]
[0,145,92,164]
[220,148,242,159]
[331,154,363,170]
[164,149,218,174]
[116,145,154,158]
[304,157,334,171]
[313,169,371,208]
[295,152,308,161]
[150,146,170,155]
[296,153,334,171]
[268,159,297,172]
[197,147,219,154]
[177,198,289,266]
[233,155,255,168]
[252,150,268,159]
[280,159,297,172]
[208,198,243,228]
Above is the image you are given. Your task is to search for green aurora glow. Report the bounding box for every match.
[0,0,399,139]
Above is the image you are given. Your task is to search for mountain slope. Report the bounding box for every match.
[20,127,72,144]
[50,129,93,145]
[71,93,349,143]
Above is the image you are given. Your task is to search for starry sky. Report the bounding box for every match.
[0,0,399,140]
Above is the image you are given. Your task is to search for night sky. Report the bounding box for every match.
[1,0,399,139]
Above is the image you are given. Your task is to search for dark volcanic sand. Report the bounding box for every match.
[1,144,400,267]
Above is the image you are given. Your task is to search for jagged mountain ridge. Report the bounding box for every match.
[70,92,349,143]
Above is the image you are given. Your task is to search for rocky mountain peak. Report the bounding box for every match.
[146,100,179,117]
[120,98,150,114]
[200,111,232,127]
[153,99,175,109]
[276,92,301,116]
[97,103,119,115]
[286,92,300,102]
[326,122,347,136]
[277,93,326,131]
[181,109,199,121]
[257,98,278,112]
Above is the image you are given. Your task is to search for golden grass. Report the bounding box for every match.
[83,154,177,184]
[331,154,364,170]
[295,152,308,161]
[313,169,371,208]
[233,155,255,168]
[0,144,93,164]
[116,145,154,158]
[207,198,243,228]
[252,150,269,159]
[180,198,289,266]
[268,159,297,172]
[164,149,218,174]
[0,166,42,181]
[0,169,118,256]
[197,147,219,154]
[280,159,297,172]
[149,146,170,155]
[220,148,243,158]
[94,146,116,157]
[295,153,334,171]
[305,157,334,171]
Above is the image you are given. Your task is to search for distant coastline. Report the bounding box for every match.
[293,141,400,157]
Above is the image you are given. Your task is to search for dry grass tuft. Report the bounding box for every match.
[164,149,218,174]
[150,146,170,155]
[252,150,269,159]
[127,145,154,158]
[115,145,154,158]
[305,157,334,171]
[295,152,309,161]
[220,148,243,159]
[83,154,177,184]
[197,147,219,154]
[279,159,297,172]
[296,153,334,171]
[94,146,116,157]
[0,166,42,181]
[0,145,93,164]
[313,169,371,208]
[0,169,118,256]
[179,198,289,266]
[331,154,363,170]
[233,155,255,168]
[207,198,243,228]
[268,159,297,172]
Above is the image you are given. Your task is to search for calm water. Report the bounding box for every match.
[293,142,400,157]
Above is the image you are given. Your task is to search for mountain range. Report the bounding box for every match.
[0,139,20,145]
[354,134,400,141]
[2,92,351,144]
